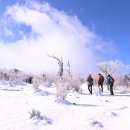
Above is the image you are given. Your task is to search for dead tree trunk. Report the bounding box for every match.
[65,60,72,78]
[48,54,63,79]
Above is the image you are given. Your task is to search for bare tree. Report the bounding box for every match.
[65,60,72,78]
[97,63,108,77]
[97,60,129,77]
[48,54,63,79]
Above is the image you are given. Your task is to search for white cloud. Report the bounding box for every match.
[0,1,115,74]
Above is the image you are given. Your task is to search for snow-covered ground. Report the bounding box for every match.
[0,83,130,130]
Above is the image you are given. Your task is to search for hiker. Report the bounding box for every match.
[27,76,33,84]
[107,74,115,95]
[87,74,93,94]
[98,73,104,92]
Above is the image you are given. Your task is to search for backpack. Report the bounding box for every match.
[110,77,115,83]
[98,75,104,83]
[112,77,115,82]
[101,76,104,82]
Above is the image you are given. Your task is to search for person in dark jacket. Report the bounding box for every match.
[98,73,104,92]
[27,76,33,84]
[107,74,114,95]
[87,74,93,94]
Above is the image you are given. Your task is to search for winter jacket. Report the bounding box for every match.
[107,76,114,85]
[87,76,93,86]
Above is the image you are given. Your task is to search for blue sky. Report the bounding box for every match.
[43,0,130,63]
[0,0,129,73]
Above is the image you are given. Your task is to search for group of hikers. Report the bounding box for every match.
[87,73,115,95]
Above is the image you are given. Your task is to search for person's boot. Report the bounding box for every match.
[111,92,114,95]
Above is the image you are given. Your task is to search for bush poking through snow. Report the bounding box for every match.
[29,108,53,125]
[29,108,41,119]
[110,112,118,117]
[89,119,103,128]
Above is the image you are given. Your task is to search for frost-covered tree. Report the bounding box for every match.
[97,60,129,76]
[48,54,81,101]
[97,60,130,87]
[48,54,68,100]
[0,68,32,86]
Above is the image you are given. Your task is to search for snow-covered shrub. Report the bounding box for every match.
[0,68,32,85]
[55,74,83,101]
[123,75,130,88]
[69,76,82,92]
[32,73,56,88]
[47,74,56,83]
[44,73,56,87]
[32,75,44,88]
[56,80,69,100]
[115,75,130,90]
